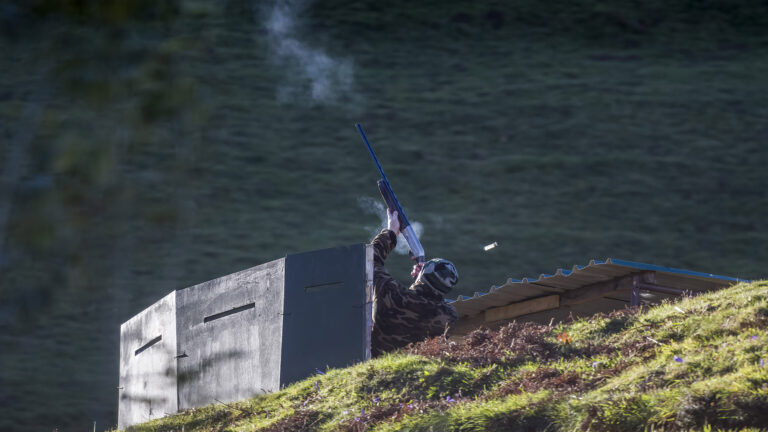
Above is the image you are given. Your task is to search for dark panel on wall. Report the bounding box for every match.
[280,243,368,385]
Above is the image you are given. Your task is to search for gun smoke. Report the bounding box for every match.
[262,0,356,105]
[358,197,424,256]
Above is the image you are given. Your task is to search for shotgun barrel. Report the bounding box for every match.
[356,123,425,264]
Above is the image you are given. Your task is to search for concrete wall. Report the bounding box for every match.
[118,244,372,429]
[118,291,177,430]
[176,258,286,409]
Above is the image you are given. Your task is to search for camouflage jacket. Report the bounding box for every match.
[370,229,458,357]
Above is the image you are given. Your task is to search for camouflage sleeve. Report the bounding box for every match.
[370,229,407,295]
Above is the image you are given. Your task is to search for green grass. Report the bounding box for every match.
[1,1,768,430]
[126,281,768,431]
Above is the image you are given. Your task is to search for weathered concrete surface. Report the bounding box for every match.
[176,258,286,409]
[118,291,177,430]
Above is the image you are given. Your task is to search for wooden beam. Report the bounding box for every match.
[638,282,687,296]
[484,295,560,323]
[526,283,565,294]
[561,272,654,306]
[452,272,659,336]
[630,275,640,306]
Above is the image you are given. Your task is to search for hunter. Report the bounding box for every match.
[370,209,459,356]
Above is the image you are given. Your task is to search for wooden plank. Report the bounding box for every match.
[630,275,640,307]
[529,282,566,293]
[561,272,654,306]
[484,295,560,323]
[638,282,686,296]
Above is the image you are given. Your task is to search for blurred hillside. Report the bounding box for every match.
[1,0,767,430]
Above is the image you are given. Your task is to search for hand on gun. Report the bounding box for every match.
[387,209,400,236]
[388,209,422,278]
[411,262,424,279]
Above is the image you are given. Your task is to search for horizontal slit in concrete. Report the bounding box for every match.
[304,281,344,294]
[135,335,162,356]
[204,303,255,323]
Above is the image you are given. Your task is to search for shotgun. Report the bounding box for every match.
[356,123,425,264]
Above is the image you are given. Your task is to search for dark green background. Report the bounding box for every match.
[1,0,766,430]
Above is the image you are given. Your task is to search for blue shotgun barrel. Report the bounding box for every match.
[356,123,425,263]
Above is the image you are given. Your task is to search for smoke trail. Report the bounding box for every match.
[358,197,424,256]
[262,0,356,105]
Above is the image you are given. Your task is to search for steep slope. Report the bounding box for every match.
[127,281,767,431]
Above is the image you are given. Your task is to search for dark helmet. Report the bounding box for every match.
[419,258,459,294]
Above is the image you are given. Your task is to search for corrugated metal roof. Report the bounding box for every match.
[447,258,749,318]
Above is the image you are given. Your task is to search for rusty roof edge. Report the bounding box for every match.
[446,258,750,304]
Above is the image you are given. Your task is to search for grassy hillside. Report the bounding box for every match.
[127,281,768,431]
[1,0,767,430]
